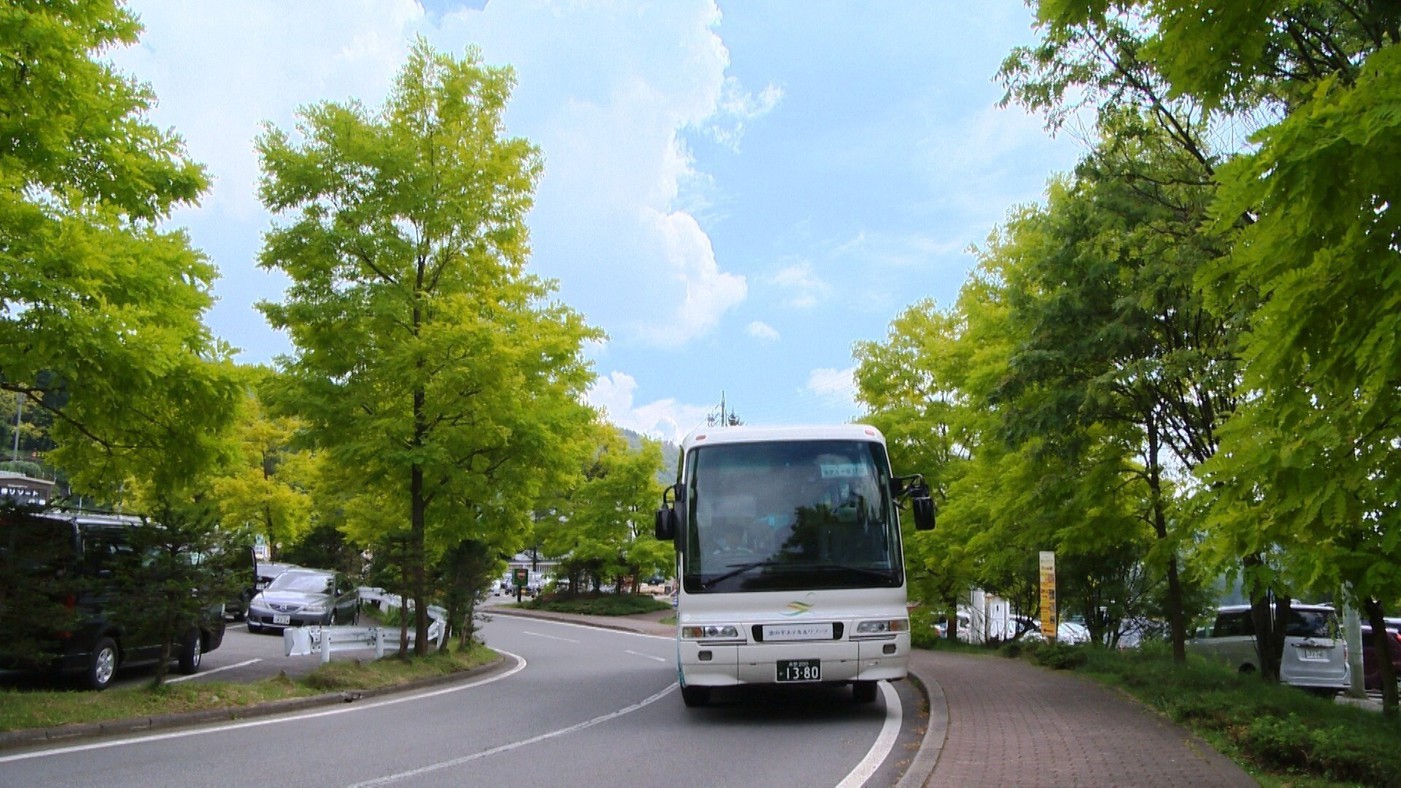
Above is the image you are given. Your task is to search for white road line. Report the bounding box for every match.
[0,651,529,765]
[166,658,261,683]
[347,682,679,787]
[836,681,902,788]
[521,630,580,643]
[625,650,667,662]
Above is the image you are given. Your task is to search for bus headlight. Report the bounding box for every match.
[855,618,909,636]
[682,624,741,640]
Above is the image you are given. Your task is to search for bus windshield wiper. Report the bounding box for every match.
[700,560,782,590]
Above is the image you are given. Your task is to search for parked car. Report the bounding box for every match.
[0,508,226,690]
[1360,618,1401,691]
[246,568,360,633]
[1187,603,1350,695]
[222,546,262,621]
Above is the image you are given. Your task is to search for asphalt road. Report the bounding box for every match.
[0,614,922,787]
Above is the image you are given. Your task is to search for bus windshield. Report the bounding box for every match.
[681,439,902,593]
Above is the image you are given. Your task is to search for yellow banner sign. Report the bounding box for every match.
[1039,551,1057,641]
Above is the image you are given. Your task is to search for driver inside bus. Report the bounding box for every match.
[713,519,752,554]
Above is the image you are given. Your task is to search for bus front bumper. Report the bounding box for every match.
[679,636,909,687]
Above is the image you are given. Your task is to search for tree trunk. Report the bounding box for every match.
[1365,598,1398,719]
[1146,413,1187,662]
[1241,553,1286,683]
[411,460,429,656]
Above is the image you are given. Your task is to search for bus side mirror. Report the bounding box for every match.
[655,483,683,541]
[911,489,936,531]
[895,475,936,531]
[654,507,677,541]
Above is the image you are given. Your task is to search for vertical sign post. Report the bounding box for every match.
[1039,551,1057,642]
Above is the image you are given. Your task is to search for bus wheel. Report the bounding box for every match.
[681,685,710,707]
[852,681,878,703]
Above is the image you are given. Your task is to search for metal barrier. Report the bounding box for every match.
[283,587,447,661]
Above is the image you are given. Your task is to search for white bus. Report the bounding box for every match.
[654,424,935,706]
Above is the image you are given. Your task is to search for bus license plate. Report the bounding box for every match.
[777,659,820,682]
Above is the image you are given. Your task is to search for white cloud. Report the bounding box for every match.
[831,230,966,269]
[806,366,857,411]
[587,371,712,444]
[439,0,757,349]
[767,261,831,309]
[641,208,748,346]
[746,321,780,341]
[704,77,784,151]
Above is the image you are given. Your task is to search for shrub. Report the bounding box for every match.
[1030,642,1087,670]
[525,591,670,616]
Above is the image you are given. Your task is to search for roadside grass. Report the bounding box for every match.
[521,591,672,616]
[0,642,497,734]
[1002,640,1401,787]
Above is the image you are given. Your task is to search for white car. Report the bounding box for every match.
[1187,603,1350,695]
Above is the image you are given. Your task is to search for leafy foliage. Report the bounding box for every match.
[1,0,241,498]
[540,428,670,594]
[256,41,601,653]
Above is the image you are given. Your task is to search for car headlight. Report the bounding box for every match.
[302,602,327,614]
[855,618,909,636]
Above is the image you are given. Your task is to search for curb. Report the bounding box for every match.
[896,660,948,788]
[0,655,509,752]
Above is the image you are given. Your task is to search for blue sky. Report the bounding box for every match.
[111,1,1082,443]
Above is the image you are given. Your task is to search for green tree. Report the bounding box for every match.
[853,300,972,636]
[210,382,317,561]
[256,41,600,655]
[1,1,241,498]
[986,115,1234,660]
[544,429,668,594]
[1035,0,1401,708]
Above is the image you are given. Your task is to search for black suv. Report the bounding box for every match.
[0,508,226,690]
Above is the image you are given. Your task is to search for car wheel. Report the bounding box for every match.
[852,681,878,703]
[680,685,710,707]
[85,637,118,691]
[178,629,202,675]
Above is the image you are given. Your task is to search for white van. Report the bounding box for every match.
[1188,603,1350,695]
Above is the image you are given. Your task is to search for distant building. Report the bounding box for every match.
[0,471,56,506]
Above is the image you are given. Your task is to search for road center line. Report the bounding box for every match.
[348,682,679,787]
[521,630,579,643]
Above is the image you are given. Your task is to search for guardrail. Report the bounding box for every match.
[283,587,447,662]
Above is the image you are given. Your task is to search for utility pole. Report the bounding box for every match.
[11,393,21,463]
[706,392,741,428]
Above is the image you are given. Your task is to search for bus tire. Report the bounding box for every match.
[852,681,878,703]
[681,685,710,707]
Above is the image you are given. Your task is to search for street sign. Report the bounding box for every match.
[1039,551,1057,641]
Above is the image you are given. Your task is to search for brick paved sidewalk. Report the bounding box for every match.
[905,649,1256,787]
